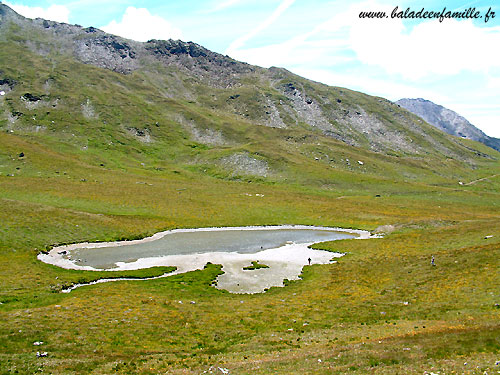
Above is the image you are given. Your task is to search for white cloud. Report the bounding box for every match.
[228,0,500,79]
[466,115,500,138]
[225,1,359,67]
[4,2,70,23]
[291,67,450,103]
[225,38,351,69]
[349,12,500,79]
[101,7,182,42]
[226,0,295,54]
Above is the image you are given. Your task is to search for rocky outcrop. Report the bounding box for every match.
[221,153,270,177]
[74,34,138,74]
[0,3,255,79]
[0,77,16,89]
[396,98,500,151]
[0,3,493,160]
[144,39,255,85]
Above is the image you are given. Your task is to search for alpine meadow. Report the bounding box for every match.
[0,3,499,374]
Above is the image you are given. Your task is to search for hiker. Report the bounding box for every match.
[308,257,311,265]
[431,255,435,266]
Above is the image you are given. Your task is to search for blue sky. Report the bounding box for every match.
[4,0,500,137]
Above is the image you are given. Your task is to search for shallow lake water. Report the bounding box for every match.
[39,226,369,293]
[70,228,354,269]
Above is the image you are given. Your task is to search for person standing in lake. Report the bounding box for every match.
[308,257,311,265]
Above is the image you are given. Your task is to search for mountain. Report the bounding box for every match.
[0,2,498,189]
[1,5,500,374]
[396,98,500,152]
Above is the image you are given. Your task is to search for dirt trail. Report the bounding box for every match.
[465,174,499,185]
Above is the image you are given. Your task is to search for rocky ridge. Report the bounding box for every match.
[0,2,497,174]
[396,98,500,152]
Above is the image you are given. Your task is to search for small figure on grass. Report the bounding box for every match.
[431,255,435,267]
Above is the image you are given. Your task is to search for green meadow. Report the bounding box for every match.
[0,129,498,374]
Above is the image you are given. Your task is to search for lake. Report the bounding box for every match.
[69,227,354,269]
[39,226,368,293]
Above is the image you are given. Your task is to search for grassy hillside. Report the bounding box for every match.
[1,37,498,188]
[0,5,499,374]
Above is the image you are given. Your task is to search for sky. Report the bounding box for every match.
[3,0,500,137]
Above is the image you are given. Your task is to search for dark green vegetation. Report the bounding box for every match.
[243,261,269,270]
[55,266,177,293]
[0,4,499,374]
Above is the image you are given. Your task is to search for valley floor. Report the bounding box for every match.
[0,134,499,374]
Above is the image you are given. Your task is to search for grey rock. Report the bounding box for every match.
[396,98,500,151]
[0,3,495,161]
[221,153,269,177]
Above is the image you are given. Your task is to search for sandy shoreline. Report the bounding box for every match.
[38,225,377,293]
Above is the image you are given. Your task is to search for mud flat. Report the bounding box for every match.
[39,225,377,293]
